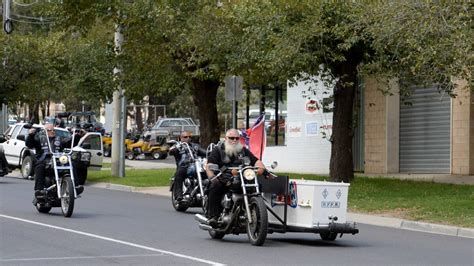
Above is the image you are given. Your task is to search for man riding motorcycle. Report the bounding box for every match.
[169,131,206,203]
[205,128,265,227]
[26,123,85,197]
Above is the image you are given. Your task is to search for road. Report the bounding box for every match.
[1,176,473,266]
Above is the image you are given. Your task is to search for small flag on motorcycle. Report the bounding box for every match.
[240,113,266,160]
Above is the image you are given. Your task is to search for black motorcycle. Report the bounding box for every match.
[195,159,275,246]
[33,129,90,217]
[169,141,208,212]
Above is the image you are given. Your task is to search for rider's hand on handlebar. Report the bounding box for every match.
[256,167,265,176]
[29,128,36,135]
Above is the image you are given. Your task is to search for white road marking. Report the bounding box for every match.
[1,254,165,262]
[0,214,225,266]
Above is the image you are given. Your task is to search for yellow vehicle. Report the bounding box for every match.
[102,133,112,157]
[125,132,169,160]
[102,133,140,157]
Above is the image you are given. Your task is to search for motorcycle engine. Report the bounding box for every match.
[221,194,233,210]
[184,178,192,188]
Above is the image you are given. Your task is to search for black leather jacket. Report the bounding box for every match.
[169,142,206,168]
[26,132,72,163]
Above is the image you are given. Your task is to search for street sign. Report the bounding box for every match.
[225,75,243,101]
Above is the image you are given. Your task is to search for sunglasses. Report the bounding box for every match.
[226,136,240,141]
[46,129,54,132]
[182,136,191,139]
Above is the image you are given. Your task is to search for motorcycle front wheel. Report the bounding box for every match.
[246,197,268,246]
[60,175,75,217]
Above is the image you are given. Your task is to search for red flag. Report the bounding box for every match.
[248,114,266,160]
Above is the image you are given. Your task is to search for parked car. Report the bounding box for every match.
[148,118,200,138]
[0,122,103,179]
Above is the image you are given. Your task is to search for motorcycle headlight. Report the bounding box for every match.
[59,155,69,165]
[243,169,256,181]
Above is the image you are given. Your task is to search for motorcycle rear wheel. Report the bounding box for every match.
[60,175,75,217]
[246,197,268,246]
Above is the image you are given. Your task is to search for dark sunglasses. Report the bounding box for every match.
[227,136,240,141]
[46,129,54,132]
[182,136,191,139]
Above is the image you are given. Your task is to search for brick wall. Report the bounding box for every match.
[364,77,388,173]
[452,80,473,174]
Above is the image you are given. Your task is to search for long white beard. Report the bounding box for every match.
[224,141,243,157]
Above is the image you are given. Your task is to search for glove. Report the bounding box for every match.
[218,173,233,186]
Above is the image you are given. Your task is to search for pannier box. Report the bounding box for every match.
[264,179,350,228]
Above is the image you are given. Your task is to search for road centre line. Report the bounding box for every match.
[0,214,225,266]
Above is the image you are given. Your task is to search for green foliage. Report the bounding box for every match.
[362,1,473,95]
[88,168,175,187]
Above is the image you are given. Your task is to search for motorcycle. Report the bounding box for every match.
[32,128,90,217]
[195,158,276,246]
[169,141,208,212]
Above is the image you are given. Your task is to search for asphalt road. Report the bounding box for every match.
[1,176,473,266]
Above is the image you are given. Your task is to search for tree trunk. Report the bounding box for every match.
[135,106,144,132]
[147,95,159,125]
[329,62,357,183]
[31,102,40,124]
[191,78,220,147]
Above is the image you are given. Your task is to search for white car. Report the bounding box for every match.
[0,123,103,178]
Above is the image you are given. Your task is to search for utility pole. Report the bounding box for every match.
[111,22,126,177]
[2,0,13,34]
[2,0,11,132]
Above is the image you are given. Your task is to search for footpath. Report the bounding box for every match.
[88,180,474,239]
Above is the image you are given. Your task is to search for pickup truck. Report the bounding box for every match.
[0,122,103,179]
[148,118,200,138]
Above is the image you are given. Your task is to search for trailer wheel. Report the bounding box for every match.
[320,231,338,241]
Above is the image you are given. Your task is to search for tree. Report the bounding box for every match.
[220,1,471,182]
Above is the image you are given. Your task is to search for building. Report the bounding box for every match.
[263,77,474,176]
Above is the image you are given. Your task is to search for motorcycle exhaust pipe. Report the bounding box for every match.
[194,214,208,224]
[199,223,213,231]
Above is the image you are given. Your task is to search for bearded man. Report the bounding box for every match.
[205,128,265,226]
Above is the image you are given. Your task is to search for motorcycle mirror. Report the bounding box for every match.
[271,161,278,169]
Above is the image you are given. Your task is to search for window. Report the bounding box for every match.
[55,130,72,139]
[10,125,21,139]
[18,127,29,139]
[81,135,102,150]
